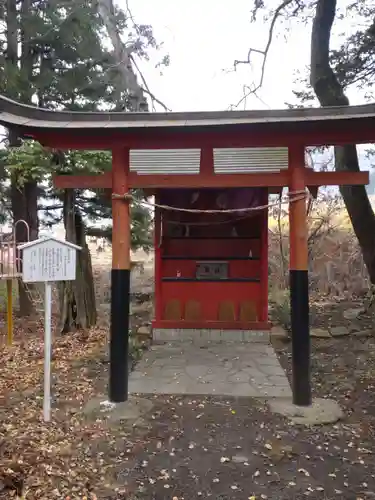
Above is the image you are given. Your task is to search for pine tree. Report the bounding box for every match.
[1,0,167,328]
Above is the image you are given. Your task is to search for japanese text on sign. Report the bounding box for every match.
[21,240,77,283]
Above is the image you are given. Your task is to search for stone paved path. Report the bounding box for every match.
[129,342,291,398]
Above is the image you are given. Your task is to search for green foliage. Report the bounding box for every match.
[329,1,375,93]
[56,150,112,175]
[31,1,116,109]
[1,141,50,184]
[0,0,166,251]
[46,148,152,251]
[0,143,153,250]
[70,185,153,251]
[0,141,153,251]
[2,0,169,109]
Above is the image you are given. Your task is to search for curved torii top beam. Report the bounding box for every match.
[1,93,375,148]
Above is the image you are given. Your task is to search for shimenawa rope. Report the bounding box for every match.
[111,189,309,214]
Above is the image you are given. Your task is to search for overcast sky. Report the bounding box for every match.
[120,0,365,112]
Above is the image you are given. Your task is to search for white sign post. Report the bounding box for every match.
[18,236,81,422]
[44,280,52,422]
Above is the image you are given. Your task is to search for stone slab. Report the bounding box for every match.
[82,396,153,426]
[129,342,291,398]
[268,397,344,425]
[351,328,374,337]
[153,328,270,343]
[343,307,364,320]
[270,326,289,339]
[330,326,350,337]
[310,328,331,338]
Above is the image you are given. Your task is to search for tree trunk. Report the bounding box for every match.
[11,177,39,316]
[97,0,148,111]
[7,0,40,315]
[60,189,97,334]
[310,0,375,283]
[5,1,18,97]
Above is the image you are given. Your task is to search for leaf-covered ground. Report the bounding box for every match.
[115,334,375,500]
[0,303,375,499]
[0,322,117,499]
[116,393,375,500]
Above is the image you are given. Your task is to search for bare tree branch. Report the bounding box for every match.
[130,54,171,111]
[125,0,141,37]
[124,0,170,111]
[230,0,296,109]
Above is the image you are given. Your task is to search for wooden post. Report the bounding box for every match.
[6,279,13,345]
[110,147,131,403]
[288,145,311,406]
[154,191,162,322]
[260,189,269,322]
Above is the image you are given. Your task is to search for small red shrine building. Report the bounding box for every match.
[153,183,270,333]
[0,94,373,407]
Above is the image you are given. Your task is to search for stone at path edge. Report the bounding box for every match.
[268,397,344,425]
[310,328,331,338]
[330,326,350,337]
[82,396,153,427]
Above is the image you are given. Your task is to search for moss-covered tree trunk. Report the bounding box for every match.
[60,189,97,334]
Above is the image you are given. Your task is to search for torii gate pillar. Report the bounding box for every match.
[289,145,311,406]
[110,147,131,402]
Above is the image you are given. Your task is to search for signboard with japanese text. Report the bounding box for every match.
[18,237,81,283]
[17,236,82,421]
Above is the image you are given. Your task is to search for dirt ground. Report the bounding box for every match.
[113,331,375,500]
[1,324,375,499]
[1,256,375,498]
[117,392,375,500]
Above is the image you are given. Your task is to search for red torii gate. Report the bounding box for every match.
[0,94,371,407]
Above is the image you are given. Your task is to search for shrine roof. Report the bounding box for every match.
[1,94,375,133]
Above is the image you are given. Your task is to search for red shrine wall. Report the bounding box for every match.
[153,188,269,330]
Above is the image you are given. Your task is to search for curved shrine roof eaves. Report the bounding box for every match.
[2,94,375,133]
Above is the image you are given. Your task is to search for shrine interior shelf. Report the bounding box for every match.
[162,277,261,282]
[166,236,261,240]
[161,256,260,260]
